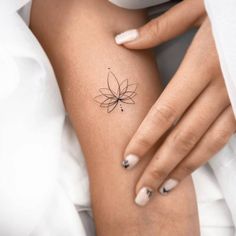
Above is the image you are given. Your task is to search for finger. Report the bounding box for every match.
[122,20,218,169]
[134,78,229,205]
[159,106,236,195]
[115,0,205,49]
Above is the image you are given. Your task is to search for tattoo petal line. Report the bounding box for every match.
[94,68,138,113]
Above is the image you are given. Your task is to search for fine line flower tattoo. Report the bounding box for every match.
[94,68,138,113]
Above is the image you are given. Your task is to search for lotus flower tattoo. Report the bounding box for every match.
[94,68,138,113]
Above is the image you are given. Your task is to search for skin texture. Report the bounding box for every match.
[30,0,199,235]
[116,0,236,203]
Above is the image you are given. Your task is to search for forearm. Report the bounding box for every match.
[30,0,199,235]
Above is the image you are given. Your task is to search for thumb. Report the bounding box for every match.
[115,0,205,49]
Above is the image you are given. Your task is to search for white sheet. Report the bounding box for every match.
[204,0,236,118]
[108,0,168,9]
[0,2,92,235]
[204,1,236,231]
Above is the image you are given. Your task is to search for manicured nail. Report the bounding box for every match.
[122,154,139,169]
[159,179,179,195]
[115,29,139,45]
[135,187,153,206]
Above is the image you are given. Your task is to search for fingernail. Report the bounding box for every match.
[159,179,179,195]
[135,187,153,206]
[115,29,139,45]
[122,154,139,169]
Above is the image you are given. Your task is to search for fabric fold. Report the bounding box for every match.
[0,12,65,236]
[205,0,236,230]
[0,0,31,17]
[204,0,236,118]
[108,0,168,9]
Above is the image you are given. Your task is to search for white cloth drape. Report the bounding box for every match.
[204,0,236,118]
[205,0,236,231]
[108,0,168,9]
[0,1,92,235]
[0,0,29,16]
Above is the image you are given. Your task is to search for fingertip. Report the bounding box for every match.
[121,154,140,170]
[115,25,156,50]
[135,187,153,206]
[159,178,179,196]
[115,29,139,45]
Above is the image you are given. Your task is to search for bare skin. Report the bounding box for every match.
[30,0,200,235]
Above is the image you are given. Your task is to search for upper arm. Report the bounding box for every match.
[30,1,199,235]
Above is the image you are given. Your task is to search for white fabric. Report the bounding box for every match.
[209,137,236,231]
[108,0,168,9]
[204,0,236,233]
[0,1,92,235]
[0,0,29,16]
[204,0,236,118]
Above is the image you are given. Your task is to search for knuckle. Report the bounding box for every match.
[211,129,230,150]
[171,130,198,154]
[152,104,177,127]
[147,18,166,42]
[147,19,160,39]
[134,130,153,149]
[150,167,168,181]
[180,163,196,176]
[135,134,153,149]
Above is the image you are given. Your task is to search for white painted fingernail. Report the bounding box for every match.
[159,179,179,195]
[135,187,153,206]
[122,154,139,169]
[115,29,139,45]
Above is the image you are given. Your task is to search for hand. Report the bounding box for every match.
[115,0,236,206]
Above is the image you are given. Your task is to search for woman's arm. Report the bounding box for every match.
[30,0,199,235]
